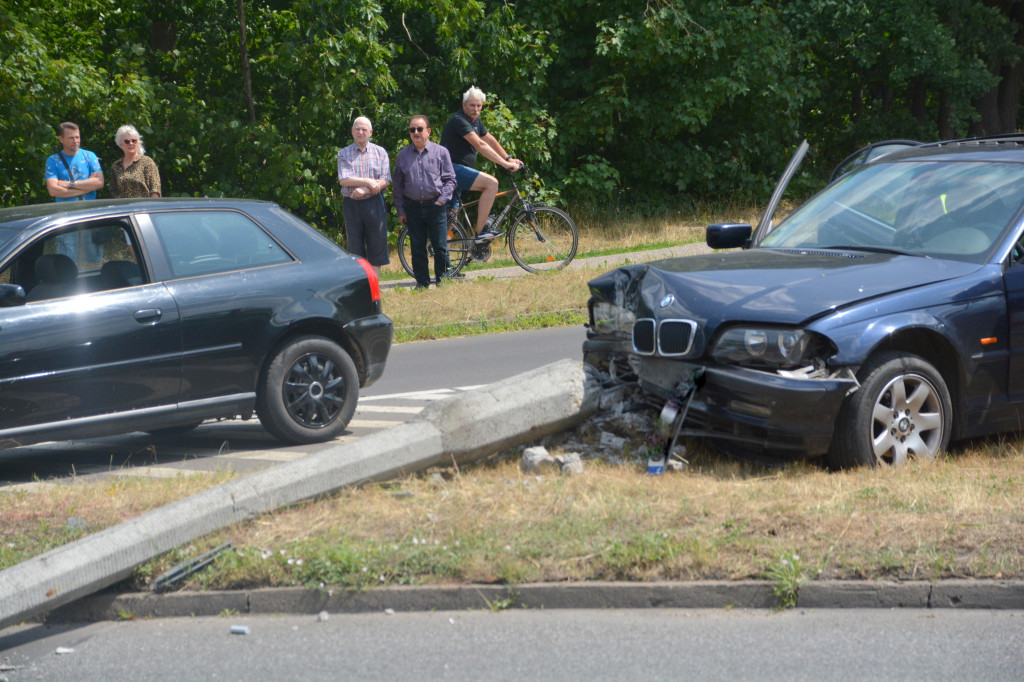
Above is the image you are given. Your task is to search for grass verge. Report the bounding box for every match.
[3,440,1022,596]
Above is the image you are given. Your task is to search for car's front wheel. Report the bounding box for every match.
[827,352,951,469]
[257,336,359,444]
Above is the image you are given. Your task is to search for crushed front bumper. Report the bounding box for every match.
[587,341,857,458]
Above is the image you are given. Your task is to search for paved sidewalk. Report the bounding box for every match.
[380,241,714,289]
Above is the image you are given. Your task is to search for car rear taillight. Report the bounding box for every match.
[355,258,381,301]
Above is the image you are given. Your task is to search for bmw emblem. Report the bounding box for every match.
[660,294,675,308]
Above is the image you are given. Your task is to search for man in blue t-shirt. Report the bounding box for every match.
[440,86,521,245]
[44,122,106,264]
[45,121,104,202]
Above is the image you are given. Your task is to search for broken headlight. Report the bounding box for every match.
[711,327,816,369]
[589,300,636,336]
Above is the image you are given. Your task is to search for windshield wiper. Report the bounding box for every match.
[819,245,925,258]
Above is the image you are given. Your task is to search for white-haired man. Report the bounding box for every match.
[337,116,392,276]
[440,86,521,245]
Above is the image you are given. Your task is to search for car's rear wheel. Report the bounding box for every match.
[827,352,951,469]
[257,336,358,444]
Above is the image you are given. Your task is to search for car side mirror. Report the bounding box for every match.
[0,284,27,307]
[707,223,752,250]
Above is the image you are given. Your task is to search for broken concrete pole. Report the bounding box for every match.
[0,359,598,630]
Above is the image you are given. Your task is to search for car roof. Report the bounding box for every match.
[868,134,1024,165]
[0,197,278,226]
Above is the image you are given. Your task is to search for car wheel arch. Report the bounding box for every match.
[855,327,966,436]
[258,322,366,389]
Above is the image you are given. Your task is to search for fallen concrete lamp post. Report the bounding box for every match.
[0,359,599,630]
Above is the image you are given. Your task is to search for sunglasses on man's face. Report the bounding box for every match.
[408,126,425,133]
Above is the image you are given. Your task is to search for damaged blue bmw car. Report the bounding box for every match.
[584,136,1024,468]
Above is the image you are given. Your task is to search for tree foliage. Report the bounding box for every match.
[3,0,1024,227]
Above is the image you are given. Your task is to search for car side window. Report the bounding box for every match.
[150,210,292,279]
[0,221,143,303]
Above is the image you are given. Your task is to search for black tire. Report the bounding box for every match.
[827,352,952,469]
[256,336,359,444]
[509,205,578,273]
[396,219,471,280]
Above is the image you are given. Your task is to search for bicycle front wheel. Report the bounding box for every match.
[397,221,471,279]
[509,205,578,273]
[397,226,415,278]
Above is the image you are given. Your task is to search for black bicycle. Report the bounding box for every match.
[397,165,578,277]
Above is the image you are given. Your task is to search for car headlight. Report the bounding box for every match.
[589,300,636,336]
[712,327,812,368]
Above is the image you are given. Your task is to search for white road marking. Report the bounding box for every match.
[354,405,423,415]
[348,418,404,429]
[360,385,486,402]
[228,450,310,462]
[115,466,205,479]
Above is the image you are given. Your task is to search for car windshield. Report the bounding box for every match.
[761,160,1024,263]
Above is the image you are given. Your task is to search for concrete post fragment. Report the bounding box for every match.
[0,360,599,630]
[416,359,598,463]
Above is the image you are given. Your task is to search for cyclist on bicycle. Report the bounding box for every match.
[440,86,522,245]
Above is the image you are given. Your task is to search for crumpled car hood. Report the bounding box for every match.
[589,249,981,327]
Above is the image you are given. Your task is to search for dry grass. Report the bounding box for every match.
[4,436,1022,593]
[382,268,593,341]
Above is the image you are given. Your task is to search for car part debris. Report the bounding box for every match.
[151,541,234,593]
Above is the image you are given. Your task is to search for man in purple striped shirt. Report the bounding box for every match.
[337,116,392,276]
[393,115,456,289]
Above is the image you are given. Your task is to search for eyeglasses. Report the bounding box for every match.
[123,139,139,145]
[408,126,425,133]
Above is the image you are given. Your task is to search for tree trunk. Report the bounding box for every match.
[238,0,256,123]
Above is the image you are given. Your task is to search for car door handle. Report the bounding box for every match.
[133,308,163,324]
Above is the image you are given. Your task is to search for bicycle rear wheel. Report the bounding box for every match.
[397,220,471,279]
[509,205,578,273]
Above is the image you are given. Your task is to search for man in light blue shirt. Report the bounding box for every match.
[44,122,106,264]
[45,122,104,201]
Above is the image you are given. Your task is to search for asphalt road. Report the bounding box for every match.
[3,608,1022,680]
[0,326,587,489]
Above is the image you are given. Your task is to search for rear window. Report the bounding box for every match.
[150,210,293,278]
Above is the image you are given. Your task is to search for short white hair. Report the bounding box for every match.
[352,116,372,130]
[462,86,486,103]
[115,124,146,156]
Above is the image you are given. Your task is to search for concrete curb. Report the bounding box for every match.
[42,580,1024,623]
[0,359,597,631]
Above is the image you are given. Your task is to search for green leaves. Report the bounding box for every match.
[3,0,1024,223]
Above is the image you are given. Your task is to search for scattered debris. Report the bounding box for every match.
[55,647,75,655]
[317,610,330,622]
[598,431,626,451]
[230,625,250,635]
[646,454,666,476]
[510,371,695,478]
[151,541,234,592]
[520,446,556,473]
[556,452,584,476]
[66,516,88,531]
[384,608,395,616]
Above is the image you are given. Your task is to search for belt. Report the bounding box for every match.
[405,197,439,205]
